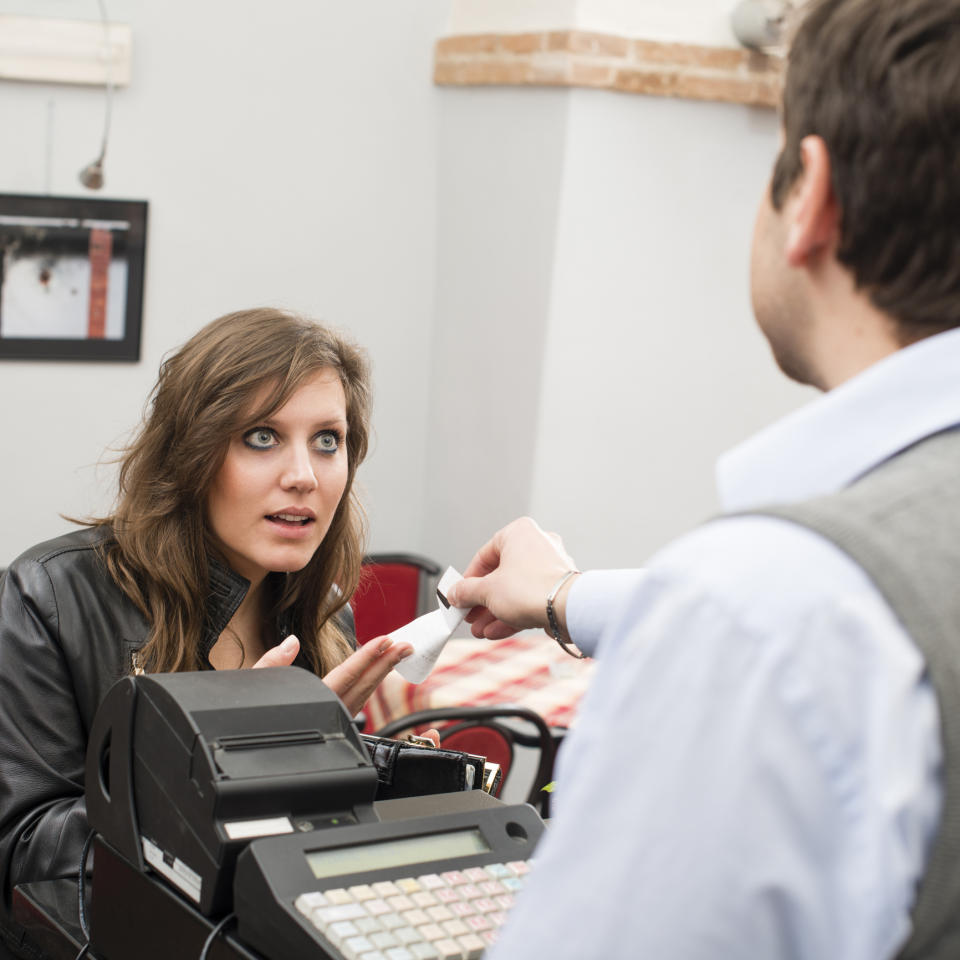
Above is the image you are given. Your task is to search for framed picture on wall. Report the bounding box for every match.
[0,193,148,361]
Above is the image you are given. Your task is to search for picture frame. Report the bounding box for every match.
[0,193,148,362]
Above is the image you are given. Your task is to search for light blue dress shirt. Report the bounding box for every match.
[489,328,960,960]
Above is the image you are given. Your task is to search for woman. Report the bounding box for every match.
[0,308,413,954]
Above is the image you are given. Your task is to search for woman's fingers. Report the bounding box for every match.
[252,634,300,669]
[324,636,412,715]
[326,636,409,689]
[252,634,410,715]
[251,641,437,746]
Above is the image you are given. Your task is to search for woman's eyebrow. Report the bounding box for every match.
[311,416,348,429]
[245,412,347,427]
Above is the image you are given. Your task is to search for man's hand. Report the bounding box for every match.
[445,517,578,640]
[253,634,413,716]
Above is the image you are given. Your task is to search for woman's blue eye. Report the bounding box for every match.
[243,428,278,450]
[313,431,341,454]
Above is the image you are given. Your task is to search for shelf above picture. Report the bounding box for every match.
[0,15,131,87]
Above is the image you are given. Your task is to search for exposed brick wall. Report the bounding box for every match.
[435,30,782,107]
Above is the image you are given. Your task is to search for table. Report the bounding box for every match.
[364,632,595,733]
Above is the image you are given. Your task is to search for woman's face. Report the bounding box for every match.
[206,368,350,585]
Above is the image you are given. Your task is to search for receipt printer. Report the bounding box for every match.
[85,667,379,916]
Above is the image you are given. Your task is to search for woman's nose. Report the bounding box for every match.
[280,446,319,492]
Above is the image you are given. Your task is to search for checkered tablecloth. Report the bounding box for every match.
[364,632,595,732]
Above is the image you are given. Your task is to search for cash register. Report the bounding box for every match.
[80,667,544,960]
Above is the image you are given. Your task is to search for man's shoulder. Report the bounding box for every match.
[574,513,897,662]
[647,513,883,625]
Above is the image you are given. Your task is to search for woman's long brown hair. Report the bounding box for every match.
[95,308,371,675]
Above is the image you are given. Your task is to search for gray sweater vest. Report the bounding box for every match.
[752,426,960,959]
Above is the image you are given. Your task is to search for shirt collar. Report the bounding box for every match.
[717,326,960,512]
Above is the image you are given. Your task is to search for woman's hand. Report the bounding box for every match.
[253,635,434,739]
[252,634,302,668]
[252,634,412,717]
[322,636,413,716]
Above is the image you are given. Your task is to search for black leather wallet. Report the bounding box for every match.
[360,734,503,801]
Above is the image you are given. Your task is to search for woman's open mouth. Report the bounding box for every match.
[266,513,314,527]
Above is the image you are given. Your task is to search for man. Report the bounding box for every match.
[446,1,960,957]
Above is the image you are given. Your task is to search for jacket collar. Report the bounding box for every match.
[200,555,297,663]
[201,553,251,658]
[199,555,338,670]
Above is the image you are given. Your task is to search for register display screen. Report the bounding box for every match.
[305,828,491,880]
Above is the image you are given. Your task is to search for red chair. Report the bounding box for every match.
[352,553,443,645]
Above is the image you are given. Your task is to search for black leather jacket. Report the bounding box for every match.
[0,526,353,957]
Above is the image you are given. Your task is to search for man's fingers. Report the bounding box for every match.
[467,608,497,638]
[482,620,517,641]
[462,606,485,625]
[459,538,504,581]
[447,575,489,611]
[469,613,515,640]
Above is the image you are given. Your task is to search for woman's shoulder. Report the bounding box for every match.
[7,526,116,592]
[14,525,113,563]
[11,525,113,569]
[3,525,146,654]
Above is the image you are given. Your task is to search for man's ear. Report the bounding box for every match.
[785,135,839,267]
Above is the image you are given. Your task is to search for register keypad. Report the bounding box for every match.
[294,860,531,960]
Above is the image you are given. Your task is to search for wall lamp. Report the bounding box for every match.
[731,0,796,53]
[79,0,113,189]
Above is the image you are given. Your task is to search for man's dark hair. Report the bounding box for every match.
[771,0,960,337]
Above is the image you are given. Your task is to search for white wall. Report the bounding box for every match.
[424,2,815,570]
[423,83,812,572]
[422,88,570,564]
[448,0,580,35]
[449,0,744,46]
[0,0,451,565]
[1,1,812,580]
[576,0,743,45]
[529,90,813,569]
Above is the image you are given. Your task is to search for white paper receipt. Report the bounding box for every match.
[391,567,469,683]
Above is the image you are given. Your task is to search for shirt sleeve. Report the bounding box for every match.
[488,518,941,960]
[0,560,91,927]
[565,568,647,657]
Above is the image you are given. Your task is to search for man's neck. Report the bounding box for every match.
[805,270,905,391]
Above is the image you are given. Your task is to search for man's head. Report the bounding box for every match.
[768,0,960,347]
